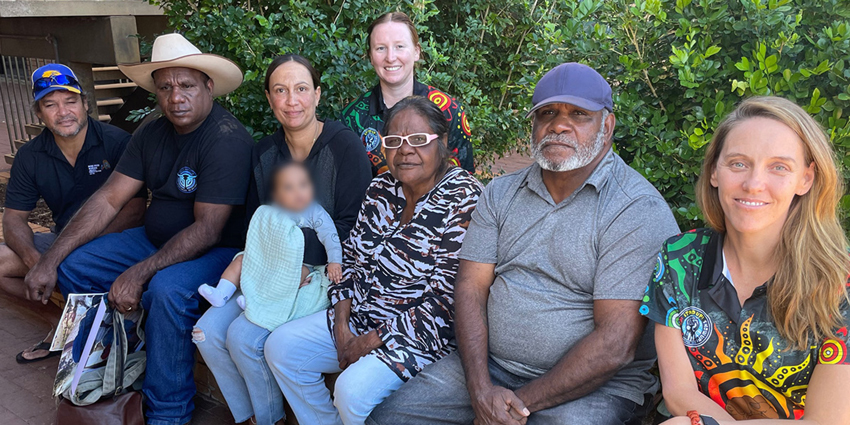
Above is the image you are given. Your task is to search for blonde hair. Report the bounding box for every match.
[695,96,850,350]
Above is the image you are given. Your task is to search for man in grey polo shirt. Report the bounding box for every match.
[368,63,680,425]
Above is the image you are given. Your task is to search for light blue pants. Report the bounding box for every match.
[193,296,285,425]
[265,311,405,425]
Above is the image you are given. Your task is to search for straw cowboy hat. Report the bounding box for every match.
[119,33,243,97]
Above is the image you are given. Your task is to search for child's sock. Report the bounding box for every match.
[236,295,246,311]
[198,279,236,308]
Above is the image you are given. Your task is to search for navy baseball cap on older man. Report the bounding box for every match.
[526,62,613,118]
[31,63,83,102]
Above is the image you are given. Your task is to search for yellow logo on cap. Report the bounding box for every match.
[41,70,62,78]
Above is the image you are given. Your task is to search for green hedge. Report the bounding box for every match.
[147,0,850,229]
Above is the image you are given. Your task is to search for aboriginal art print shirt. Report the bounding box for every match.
[641,229,850,420]
[327,167,483,381]
[339,81,474,176]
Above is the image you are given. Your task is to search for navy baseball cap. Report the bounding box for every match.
[526,62,613,118]
[31,64,82,102]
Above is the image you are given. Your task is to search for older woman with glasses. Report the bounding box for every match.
[265,96,483,425]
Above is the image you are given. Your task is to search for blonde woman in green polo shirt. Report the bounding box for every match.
[643,96,850,425]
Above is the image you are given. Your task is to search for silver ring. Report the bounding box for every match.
[127,307,132,311]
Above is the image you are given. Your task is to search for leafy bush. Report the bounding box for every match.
[147,0,850,229]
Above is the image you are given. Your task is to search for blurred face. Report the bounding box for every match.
[369,21,421,88]
[530,103,612,172]
[37,90,88,138]
[272,165,314,213]
[154,67,214,135]
[385,109,445,188]
[266,61,321,132]
[710,117,815,236]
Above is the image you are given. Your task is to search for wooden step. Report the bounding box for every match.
[92,66,128,81]
[24,123,44,137]
[98,114,111,122]
[97,98,124,115]
[13,139,27,150]
[4,154,15,165]
[97,97,125,107]
[0,171,10,184]
[94,82,137,98]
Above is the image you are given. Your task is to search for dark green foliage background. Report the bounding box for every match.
[148,0,850,229]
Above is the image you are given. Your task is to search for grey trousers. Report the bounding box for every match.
[367,352,644,425]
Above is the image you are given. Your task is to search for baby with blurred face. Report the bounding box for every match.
[200,162,343,309]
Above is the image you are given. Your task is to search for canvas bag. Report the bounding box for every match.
[61,309,146,406]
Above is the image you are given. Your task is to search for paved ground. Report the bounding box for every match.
[0,216,236,423]
[0,292,236,425]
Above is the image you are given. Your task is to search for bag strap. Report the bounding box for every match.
[102,308,145,397]
[101,309,128,397]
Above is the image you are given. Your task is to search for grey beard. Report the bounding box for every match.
[50,118,86,139]
[531,123,606,172]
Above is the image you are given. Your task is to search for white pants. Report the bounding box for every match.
[264,311,405,425]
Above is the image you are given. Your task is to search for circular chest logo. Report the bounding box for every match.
[361,128,381,152]
[176,166,198,194]
[678,306,713,348]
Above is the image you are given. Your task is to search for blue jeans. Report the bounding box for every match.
[264,311,405,425]
[193,296,284,425]
[56,227,238,425]
[367,352,643,425]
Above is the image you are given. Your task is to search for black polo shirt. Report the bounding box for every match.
[115,103,253,248]
[340,81,474,176]
[5,117,131,232]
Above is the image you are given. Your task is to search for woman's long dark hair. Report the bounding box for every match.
[264,54,321,92]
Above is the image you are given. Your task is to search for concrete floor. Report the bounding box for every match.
[0,292,237,425]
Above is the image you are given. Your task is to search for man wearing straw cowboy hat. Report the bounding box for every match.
[25,33,254,425]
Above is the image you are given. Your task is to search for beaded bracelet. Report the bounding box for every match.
[686,410,701,425]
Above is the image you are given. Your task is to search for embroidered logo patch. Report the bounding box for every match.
[88,160,111,175]
[678,306,713,348]
[176,166,198,194]
[87,164,103,175]
[361,127,381,152]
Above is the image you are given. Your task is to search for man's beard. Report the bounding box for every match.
[50,115,86,138]
[531,117,607,172]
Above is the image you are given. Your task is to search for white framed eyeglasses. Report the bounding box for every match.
[381,133,440,149]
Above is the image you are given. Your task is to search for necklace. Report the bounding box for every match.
[285,119,321,160]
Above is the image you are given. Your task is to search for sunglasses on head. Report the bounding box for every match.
[32,74,80,93]
[381,133,440,149]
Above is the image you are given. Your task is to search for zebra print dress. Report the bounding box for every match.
[328,166,483,381]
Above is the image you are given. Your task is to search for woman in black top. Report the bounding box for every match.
[195,55,371,425]
[247,55,372,264]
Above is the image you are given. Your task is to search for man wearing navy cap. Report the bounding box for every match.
[0,64,145,363]
[370,63,680,424]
